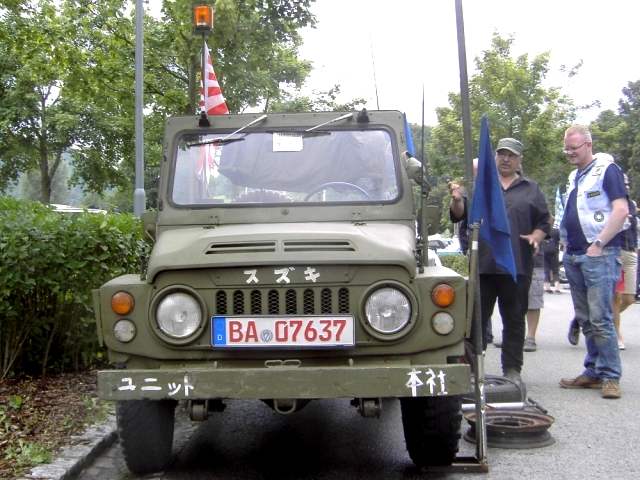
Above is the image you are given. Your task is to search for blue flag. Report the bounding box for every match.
[403,113,416,157]
[470,116,516,281]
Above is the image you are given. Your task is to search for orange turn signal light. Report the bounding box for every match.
[193,5,214,31]
[431,284,455,307]
[111,291,135,315]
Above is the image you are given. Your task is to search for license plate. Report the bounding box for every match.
[211,315,354,348]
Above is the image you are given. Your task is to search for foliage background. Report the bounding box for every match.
[0,197,149,379]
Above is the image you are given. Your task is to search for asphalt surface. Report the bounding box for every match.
[35,288,640,479]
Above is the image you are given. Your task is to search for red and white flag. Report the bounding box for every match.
[199,42,229,115]
[195,42,228,183]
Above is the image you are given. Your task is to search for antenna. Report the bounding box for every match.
[421,85,425,163]
[370,37,380,109]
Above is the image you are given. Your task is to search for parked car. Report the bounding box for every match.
[438,237,462,256]
[428,239,447,251]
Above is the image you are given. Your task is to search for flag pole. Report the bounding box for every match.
[455,0,488,466]
[201,33,207,113]
[455,0,474,205]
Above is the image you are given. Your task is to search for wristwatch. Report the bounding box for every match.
[594,238,604,248]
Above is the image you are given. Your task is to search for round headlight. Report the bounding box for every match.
[156,292,202,338]
[432,312,455,335]
[365,287,411,334]
[113,319,136,343]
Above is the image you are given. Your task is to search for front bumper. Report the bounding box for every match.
[98,363,472,401]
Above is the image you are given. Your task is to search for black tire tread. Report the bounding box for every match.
[400,395,462,467]
[116,399,176,474]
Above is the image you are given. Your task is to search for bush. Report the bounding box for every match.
[439,253,469,277]
[0,197,149,379]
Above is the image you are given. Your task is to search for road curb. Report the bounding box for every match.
[20,414,117,480]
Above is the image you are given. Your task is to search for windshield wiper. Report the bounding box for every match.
[188,114,268,147]
[304,112,353,132]
[264,129,331,138]
[188,136,245,147]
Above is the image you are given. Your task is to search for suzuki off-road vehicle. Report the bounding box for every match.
[94,109,472,474]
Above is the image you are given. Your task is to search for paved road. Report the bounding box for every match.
[77,290,640,479]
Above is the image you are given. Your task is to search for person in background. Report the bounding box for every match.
[448,158,478,256]
[524,249,545,352]
[637,207,640,302]
[543,219,561,294]
[553,183,584,346]
[450,139,550,383]
[612,174,637,350]
[559,126,628,399]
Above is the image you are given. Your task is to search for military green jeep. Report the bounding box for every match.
[94,109,472,474]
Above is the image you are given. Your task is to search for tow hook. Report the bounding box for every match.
[188,399,226,421]
[351,398,382,418]
[272,398,298,414]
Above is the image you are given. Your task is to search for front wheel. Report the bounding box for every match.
[400,395,462,467]
[116,399,177,474]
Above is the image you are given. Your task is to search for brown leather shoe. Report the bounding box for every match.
[559,374,602,389]
[602,380,621,399]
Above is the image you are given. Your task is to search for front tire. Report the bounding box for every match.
[400,395,462,467]
[116,399,177,474]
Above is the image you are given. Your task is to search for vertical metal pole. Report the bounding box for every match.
[456,0,488,465]
[418,86,426,274]
[455,0,474,209]
[468,224,488,464]
[420,85,425,163]
[133,0,145,216]
[201,33,206,113]
[370,37,380,110]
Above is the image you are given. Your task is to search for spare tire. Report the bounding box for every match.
[462,374,526,405]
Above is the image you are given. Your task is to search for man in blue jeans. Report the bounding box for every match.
[559,125,629,399]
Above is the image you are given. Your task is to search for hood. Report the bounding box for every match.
[146,222,416,280]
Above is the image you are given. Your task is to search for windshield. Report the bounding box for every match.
[172,129,399,205]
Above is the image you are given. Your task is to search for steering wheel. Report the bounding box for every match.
[304,182,371,201]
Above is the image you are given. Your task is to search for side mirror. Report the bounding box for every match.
[424,205,440,236]
[141,210,158,241]
[405,156,423,184]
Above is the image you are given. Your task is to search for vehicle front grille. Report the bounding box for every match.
[214,287,351,316]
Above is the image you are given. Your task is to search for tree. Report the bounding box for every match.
[0,0,316,206]
[267,84,366,113]
[0,1,85,203]
[429,34,576,204]
[591,80,640,201]
[65,0,316,207]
